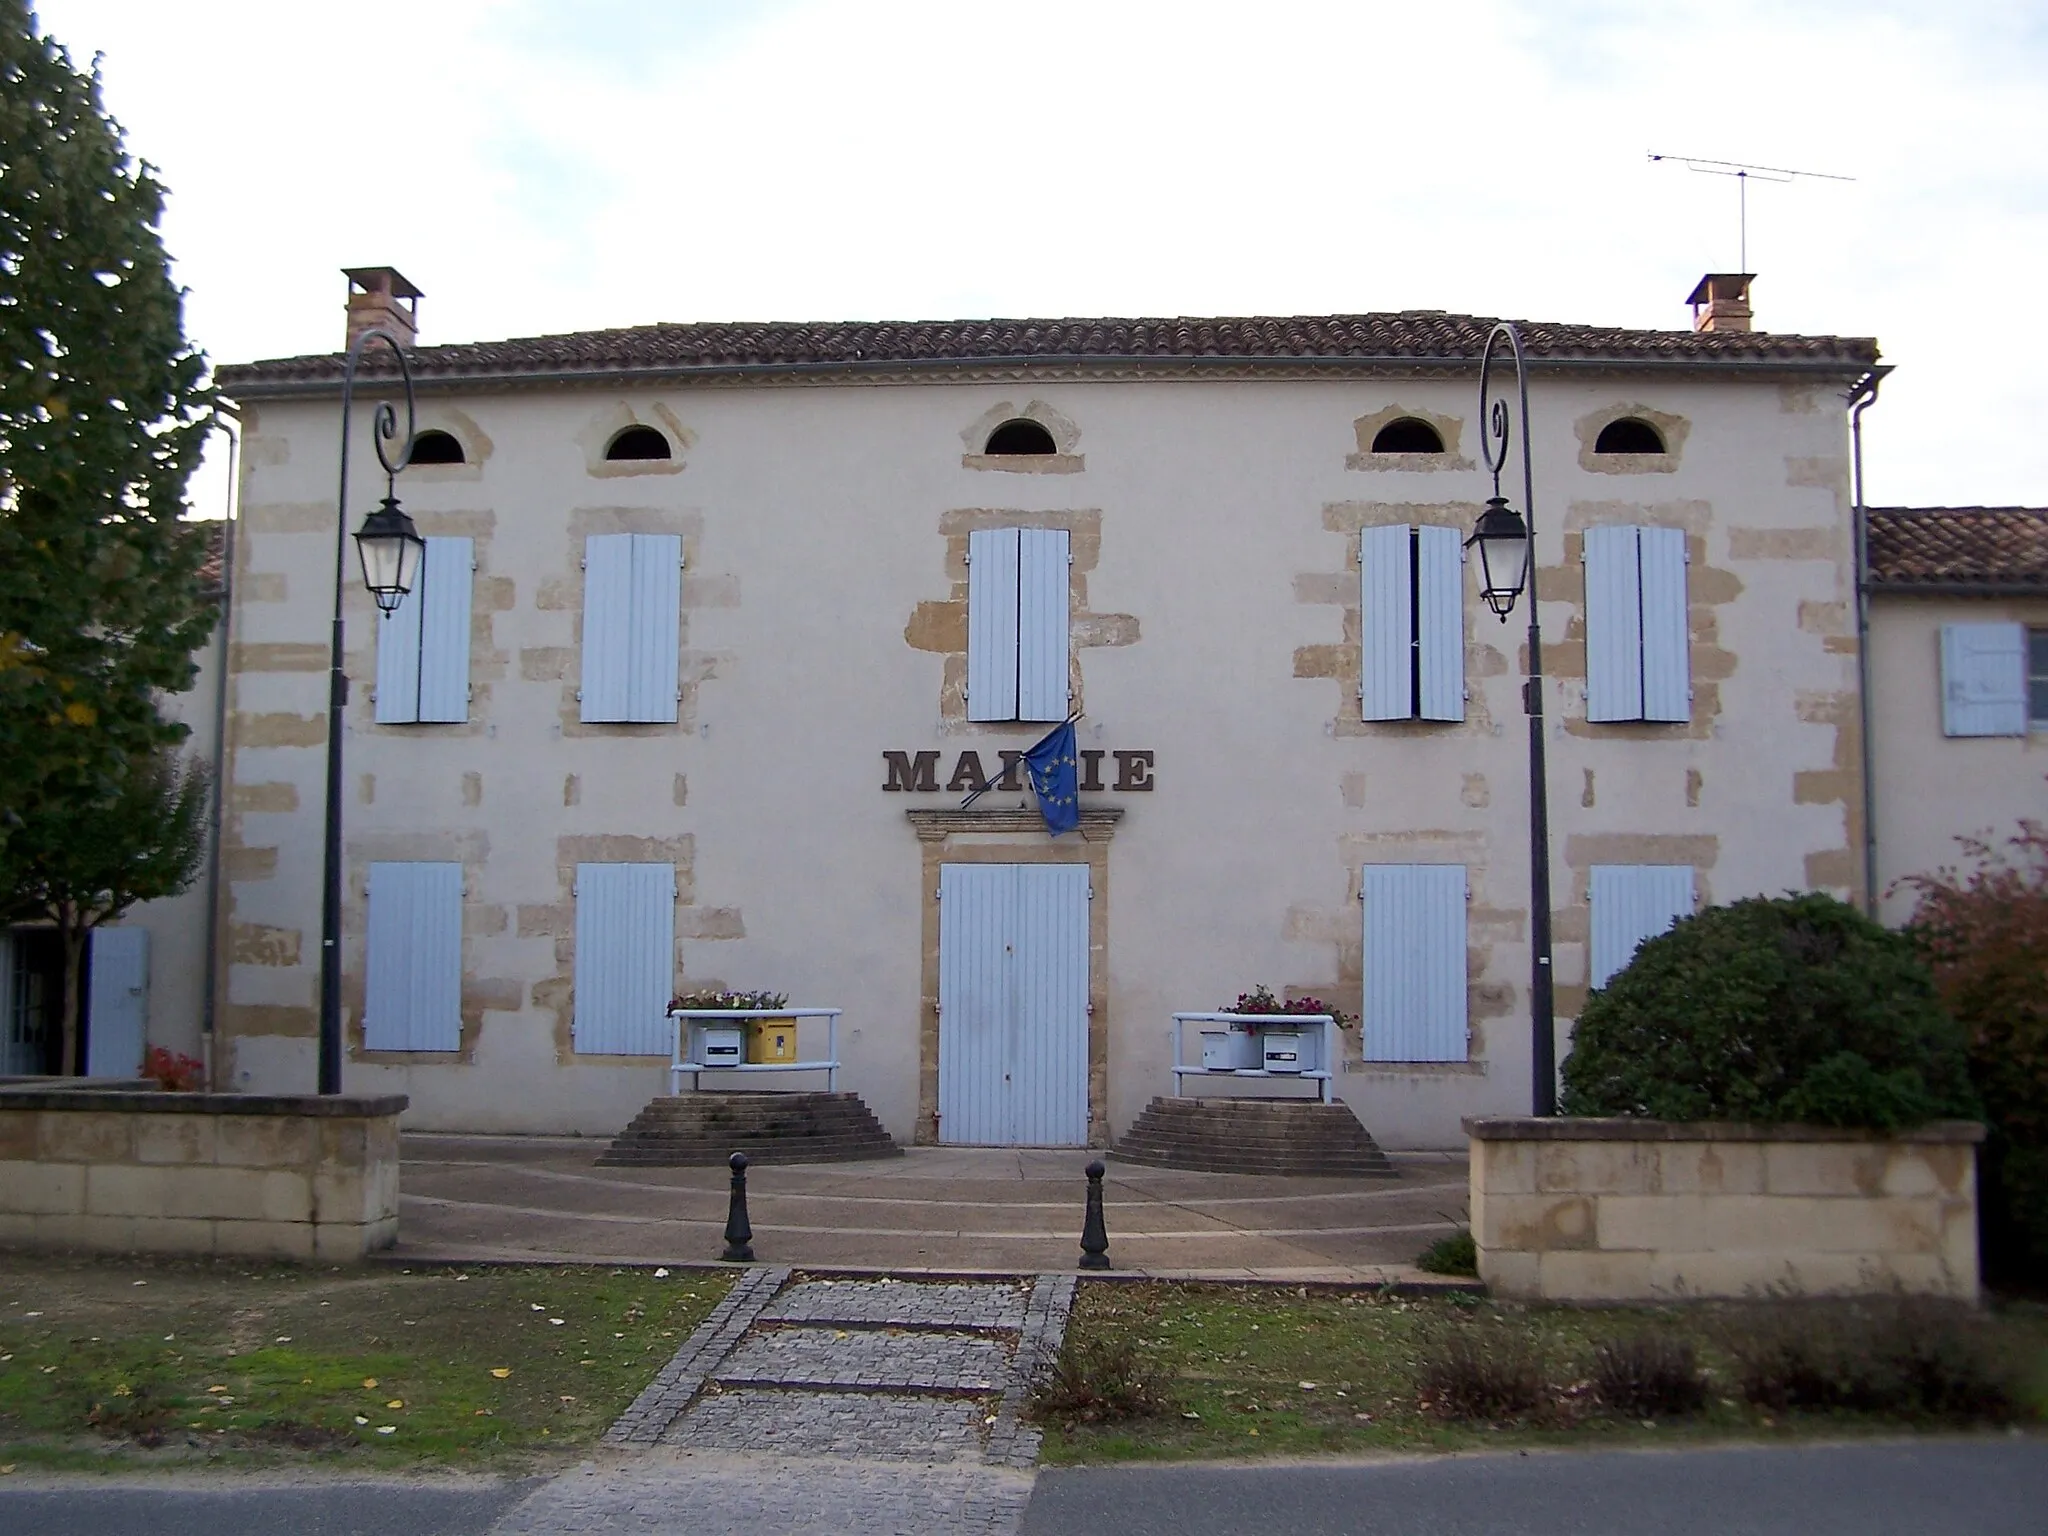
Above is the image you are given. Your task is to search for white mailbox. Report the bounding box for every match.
[698,1024,744,1067]
[1201,1026,1259,1071]
[1253,1028,1302,1073]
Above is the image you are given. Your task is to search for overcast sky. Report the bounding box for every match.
[35,0,2048,516]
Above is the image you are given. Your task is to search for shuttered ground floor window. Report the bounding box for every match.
[365,862,464,1051]
[1361,864,1468,1062]
[572,862,676,1055]
[1589,864,1695,990]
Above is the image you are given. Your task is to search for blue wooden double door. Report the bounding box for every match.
[936,863,1090,1146]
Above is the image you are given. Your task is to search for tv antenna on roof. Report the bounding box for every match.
[1648,153,1854,271]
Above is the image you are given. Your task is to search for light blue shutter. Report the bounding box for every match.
[415,537,474,723]
[364,862,463,1051]
[1017,528,1071,722]
[373,575,425,724]
[1416,524,1466,722]
[967,528,1021,722]
[1941,622,2028,737]
[1589,865,1695,989]
[573,862,675,1054]
[627,533,683,723]
[1584,525,1644,722]
[580,535,635,722]
[1637,527,1690,722]
[1011,863,1090,1146]
[1359,525,1414,721]
[1361,864,1467,1063]
[938,863,1010,1144]
[85,927,148,1077]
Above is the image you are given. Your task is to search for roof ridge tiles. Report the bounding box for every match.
[215,308,1881,391]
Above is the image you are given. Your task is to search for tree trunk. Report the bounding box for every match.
[58,902,87,1077]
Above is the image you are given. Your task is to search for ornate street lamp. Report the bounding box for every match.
[354,495,426,615]
[1468,322,1559,1116]
[318,330,423,1094]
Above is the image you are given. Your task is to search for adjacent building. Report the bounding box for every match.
[1865,506,2048,919]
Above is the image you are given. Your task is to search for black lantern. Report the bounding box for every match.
[352,494,426,614]
[1467,495,1530,621]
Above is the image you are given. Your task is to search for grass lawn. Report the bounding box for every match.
[1037,1281,2048,1464]
[0,1254,732,1472]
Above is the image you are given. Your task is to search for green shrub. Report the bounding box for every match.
[1416,1228,1479,1277]
[1561,892,1978,1130]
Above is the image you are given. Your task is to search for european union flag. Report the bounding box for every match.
[1021,718,1080,837]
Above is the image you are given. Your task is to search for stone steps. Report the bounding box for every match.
[1110,1095,1399,1177]
[597,1090,902,1166]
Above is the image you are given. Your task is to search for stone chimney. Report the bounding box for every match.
[343,266,422,350]
[1687,272,1754,333]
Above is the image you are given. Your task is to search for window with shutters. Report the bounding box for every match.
[364,862,463,1051]
[1589,865,1694,990]
[571,862,676,1055]
[374,536,474,724]
[967,526,1071,722]
[1360,864,1468,1062]
[2033,629,2048,729]
[580,533,683,723]
[1583,525,1690,722]
[1939,622,2030,738]
[1360,525,1464,722]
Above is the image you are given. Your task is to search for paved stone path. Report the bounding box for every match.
[488,1269,1074,1533]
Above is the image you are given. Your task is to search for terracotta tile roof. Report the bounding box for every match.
[1866,508,2048,589]
[216,310,1879,393]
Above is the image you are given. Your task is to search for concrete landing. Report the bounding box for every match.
[393,1135,1471,1281]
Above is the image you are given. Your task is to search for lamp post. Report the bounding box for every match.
[319,329,426,1094]
[1467,322,1558,1116]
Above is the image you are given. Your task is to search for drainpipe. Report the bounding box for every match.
[200,410,241,1091]
[1847,367,1890,918]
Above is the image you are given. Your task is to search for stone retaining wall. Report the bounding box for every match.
[1466,1116,1984,1303]
[0,1089,406,1261]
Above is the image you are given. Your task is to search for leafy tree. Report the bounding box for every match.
[0,0,219,1064]
[1560,892,1978,1130]
[7,748,209,1073]
[1898,815,2048,1282]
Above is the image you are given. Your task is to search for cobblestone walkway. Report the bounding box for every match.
[488,1270,1074,1534]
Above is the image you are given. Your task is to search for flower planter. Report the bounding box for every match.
[1465,1115,1985,1303]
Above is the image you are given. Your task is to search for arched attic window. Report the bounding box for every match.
[605,425,673,461]
[1370,417,1445,454]
[984,419,1058,456]
[409,429,465,465]
[1594,418,1666,454]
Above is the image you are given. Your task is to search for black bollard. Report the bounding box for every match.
[1078,1158,1111,1270]
[720,1151,755,1262]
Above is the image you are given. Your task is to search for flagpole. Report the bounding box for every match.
[958,711,1083,809]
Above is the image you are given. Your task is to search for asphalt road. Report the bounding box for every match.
[1022,1439,2048,1536]
[2,1440,2044,1534]
[0,1478,535,1536]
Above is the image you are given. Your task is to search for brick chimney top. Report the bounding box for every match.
[343,266,422,350]
[1686,272,1754,334]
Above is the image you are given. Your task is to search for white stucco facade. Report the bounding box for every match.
[198,307,1882,1149]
